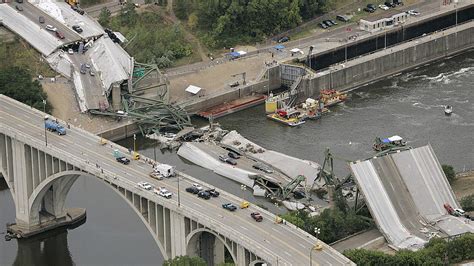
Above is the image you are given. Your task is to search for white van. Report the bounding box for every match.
[154,164,175,178]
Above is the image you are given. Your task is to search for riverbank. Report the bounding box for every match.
[453,171,474,200]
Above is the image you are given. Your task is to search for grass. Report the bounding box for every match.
[0,39,55,77]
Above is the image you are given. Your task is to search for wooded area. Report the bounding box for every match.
[174,0,333,47]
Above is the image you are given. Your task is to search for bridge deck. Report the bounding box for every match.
[0,94,353,265]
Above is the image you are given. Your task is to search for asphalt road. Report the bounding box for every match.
[0,95,353,265]
[8,1,81,43]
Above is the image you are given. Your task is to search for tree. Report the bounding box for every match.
[0,66,51,112]
[442,164,456,183]
[460,194,474,211]
[163,256,206,266]
[98,7,111,27]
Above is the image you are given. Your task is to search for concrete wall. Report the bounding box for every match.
[296,21,474,101]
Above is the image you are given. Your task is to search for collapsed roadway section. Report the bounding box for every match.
[0,0,132,112]
[350,145,474,251]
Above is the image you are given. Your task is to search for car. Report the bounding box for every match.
[336,15,350,22]
[186,186,200,194]
[251,212,263,222]
[222,203,237,211]
[453,208,465,217]
[16,5,23,11]
[68,48,74,55]
[39,16,45,23]
[85,63,91,68]
[252,163,274,174]
[367,3,377,10]
[329,19,338,26]
[443,203,454,215]
[240,201,250,209]
[192,183,203,191]
[393,0,403,5]
[379,4,389,10]
[228,151,240,159]
[407,10,420,16]
[229,81,239,87]
[323,20,333,27]
[363,7,375,13]
[72,25,83,33]
[55,31,65,39]
[318,22,328,29]
[89,70,95,76]
[384,1,395,7]
[218,155,237,165]
[197,191,211,200]
[16,0,23,3]
[293,190,306,199]
[45,25,57,32]
[116,156,130,165]
[138,181,153,190]
[80,64,86,74]
[154,187,172,198]
[277,36,289,43]
[205,189,220,197]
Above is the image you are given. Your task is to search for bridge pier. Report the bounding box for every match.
[0,132,86,238]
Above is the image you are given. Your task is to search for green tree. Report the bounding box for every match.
[98,7,111,27]
[163,255,206,266]
[0,66,51,112]
[442,164,456,183]
[460,194,474,211]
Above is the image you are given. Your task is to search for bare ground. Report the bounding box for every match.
[41,78,124,134]
[452,171,474,200]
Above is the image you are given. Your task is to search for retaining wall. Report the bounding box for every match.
[296,21,474,101]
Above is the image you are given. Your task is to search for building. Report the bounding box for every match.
[359,11,409,32]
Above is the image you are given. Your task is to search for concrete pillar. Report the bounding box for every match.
[12,139,34,228]
[236,245,247,266]
[170,211,186,257]
[111,83,121,111]
[213,238,225,265]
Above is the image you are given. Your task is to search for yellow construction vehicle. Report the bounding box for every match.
[65,0,78,7]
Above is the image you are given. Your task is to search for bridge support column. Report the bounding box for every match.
[214,238,225,265]
[11,139,34,228]
[170,211,186,257]
[236,245,248,266]
[111,83,122,111]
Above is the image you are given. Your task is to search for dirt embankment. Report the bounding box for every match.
[452,171,474,200]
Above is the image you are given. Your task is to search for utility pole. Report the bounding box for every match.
[177,177,181,207]
[43,99,47,147]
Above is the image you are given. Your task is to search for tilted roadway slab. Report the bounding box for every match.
[5,1,82,44]
[0,95,353,265]
[350,146,474,251]
[0,4,64,56]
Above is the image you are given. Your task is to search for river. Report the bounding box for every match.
[1,51,473,265]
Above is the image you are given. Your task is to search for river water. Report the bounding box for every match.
[1,51,474,265]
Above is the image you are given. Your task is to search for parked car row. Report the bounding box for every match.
[364,0,404,13]
[80,63,95,76]
[318,19,338,29]
[186,183,220,200]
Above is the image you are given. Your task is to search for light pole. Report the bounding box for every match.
[133,134,137,155]
[42,99,47,147]
[153,138,157,161]
[240,184,247,200]
[309,227,321,266]
[177,176,181,207]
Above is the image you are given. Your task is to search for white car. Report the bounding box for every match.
[454,208,465,217]
[154,187,172,199]
[192,183,203,191]
[407,10,420,16]
[379,4,389,10]
[45,24,57,32]
[137,181,153,190]
[68,48,74,55]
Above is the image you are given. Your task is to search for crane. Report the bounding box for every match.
[231,72,246,85]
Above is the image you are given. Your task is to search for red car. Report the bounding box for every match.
[55,31,65,39]
[251,212,263,222]
[443,203,454,215]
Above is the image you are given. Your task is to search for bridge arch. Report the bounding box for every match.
[26,170,169,260]
[186,227,237,265]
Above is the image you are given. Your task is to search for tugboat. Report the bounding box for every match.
[266,108,305,127]
[444,105,453,116]
[373,135,407,151]
[319,89,348,107]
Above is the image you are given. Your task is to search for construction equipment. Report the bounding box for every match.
[231,72,246,85]
[65,0,78,7]
[372,135,407,151]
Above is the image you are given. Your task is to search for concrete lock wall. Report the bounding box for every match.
[297,21,474,100]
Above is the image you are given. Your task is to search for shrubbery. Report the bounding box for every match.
[344,233,474,265]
